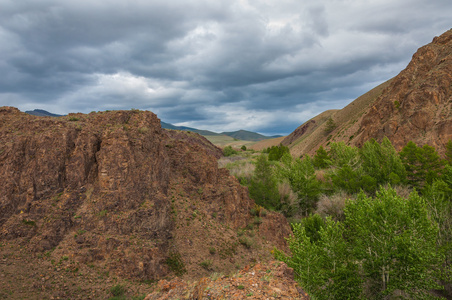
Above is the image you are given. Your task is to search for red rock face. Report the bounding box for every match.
[0,108,291,281]
[353,29,452,152]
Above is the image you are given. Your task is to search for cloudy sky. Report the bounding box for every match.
[0,0,450,135]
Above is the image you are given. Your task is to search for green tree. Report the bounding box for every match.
[359,137,406,187]
[248,154,280,210]
[345,188,441,298]
[276,217,362,300]
[313,145,331,169]
[423,170,452,297]
[276,187,443,299]
[328,142,359,168]
[400,141,443,188]
[268,144,290,161]
[446,140,452,165]
[276,154,322,215]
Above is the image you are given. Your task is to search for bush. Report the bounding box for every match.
[239,236,253,249]
[315,192,349,221]
[276,154,322,216]
[276,187,442,299]
[324,117,336,133]
[110,284,126,297]
[267,144,290,161]
[199,260,212,270]
[165,252,186,276]
[223,146,238,157]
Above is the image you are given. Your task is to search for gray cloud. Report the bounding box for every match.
[0,0,451,135]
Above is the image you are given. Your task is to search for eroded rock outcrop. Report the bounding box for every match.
[0,107,291,281]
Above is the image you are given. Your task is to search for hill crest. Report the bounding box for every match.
[283,29,452,157]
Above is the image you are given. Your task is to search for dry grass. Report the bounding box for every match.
[315,191,354,221]
[218,156,255,182]
[278,182,298,216]
[381,184,413,199]
[229,162,255,181]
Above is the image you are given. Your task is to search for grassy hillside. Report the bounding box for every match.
[286,79,393,157]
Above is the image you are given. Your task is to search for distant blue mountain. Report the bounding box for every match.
[162,122,281,141]
[25,109,64,117]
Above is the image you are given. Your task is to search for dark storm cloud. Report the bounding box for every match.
[0,0,451,135]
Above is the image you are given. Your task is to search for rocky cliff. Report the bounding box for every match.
[0,107,291,288]
[352,29,452,151]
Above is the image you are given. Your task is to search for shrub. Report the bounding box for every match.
[241,145,247,151]
[324,117,336,133]
[239,236,253,249]
[223,146,238,157]
[110,284,126,297]
[199,260,212,270]
[165,252,186,276]
[253,216,262,225]
[315,192,349,221]
[277,182,297,217]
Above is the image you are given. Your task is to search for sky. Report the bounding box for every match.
[0,0,451,136]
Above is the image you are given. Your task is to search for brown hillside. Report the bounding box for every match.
[249,136,286,151]
[286,29,452,157]
[351,29,452,152]
[0,107,291,298]
[286,79,391,157]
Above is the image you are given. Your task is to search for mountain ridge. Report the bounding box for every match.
[282,29,452,157]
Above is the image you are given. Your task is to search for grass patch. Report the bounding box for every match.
[165,252,186,276]
[199,260,212,270]
[238,237,253,249]
[21,219,36,226]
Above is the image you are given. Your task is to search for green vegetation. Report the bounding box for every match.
[324,117,337,133]
[275,187,442,299]
[21,219,36,226]
[224,137,452,298]
[264,144,290,161]
[223,145,238,156]
[165,252,186,276]
[109,284,126,297]
[199,260,212,270]
[247,154,280,210]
